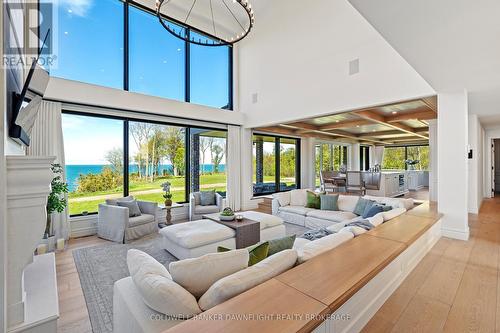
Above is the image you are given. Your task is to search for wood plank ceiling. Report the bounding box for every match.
[254,96,437,146]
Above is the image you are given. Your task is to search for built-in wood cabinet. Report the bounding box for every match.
[407,170,426,190]
[367,172,408,197]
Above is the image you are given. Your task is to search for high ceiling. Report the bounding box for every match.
[255,96,437,146]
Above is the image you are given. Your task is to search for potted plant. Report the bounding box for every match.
[161,182,173,207]
[405,159,420,171]
[220,207,235,221]
[45,164,68,251]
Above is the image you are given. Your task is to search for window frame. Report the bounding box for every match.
[382,144,430,171]
[252,133,301,197]
[63,110,228,217]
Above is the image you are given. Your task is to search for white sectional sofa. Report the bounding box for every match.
[159,211,286,259]
[272,189,414,230]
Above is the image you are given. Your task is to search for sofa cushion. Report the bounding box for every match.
[198,250,298,310]
[267,235,296,256]
[160,220,235,249]
[363,195,414,210]
[297,232,353,264]
[292,237,311,251]
[200,191,216,206]
[279,205,315,216]
[306,209,357,223]
[273,192,290,207]
[239,211,283,230]
[338,226,367,237]
[290,189,308,206]
[169,249,249,298]
[194,205,219,215]
[129,214,155,227]
[368,213,384,227]
[320,194,339,211]
[306,191,321,209]
[127,250,201,318]
[382,207,407,222]
[337,195,361,212]
[106,195,134,206]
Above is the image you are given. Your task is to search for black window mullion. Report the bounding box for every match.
[296,139,301,189]
[185,128,191,202]
[124,0,129,91]
[275,138,280,193]
[124,120,129,196]
[228,46,233,110]
[185,29,191,103]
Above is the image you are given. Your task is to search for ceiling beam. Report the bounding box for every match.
[316,129,389,145]
[421,96,438,113]
[354,110,429,140]
[318,120,372,131]
[385,110,437,123]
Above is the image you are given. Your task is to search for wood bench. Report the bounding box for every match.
[166,202,443,333]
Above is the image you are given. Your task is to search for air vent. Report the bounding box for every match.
[349,59,360,75]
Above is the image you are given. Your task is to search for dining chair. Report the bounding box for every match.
[346,171,366,195]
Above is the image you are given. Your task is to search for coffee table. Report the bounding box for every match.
[202,213,260,249]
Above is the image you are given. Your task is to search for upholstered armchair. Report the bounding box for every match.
[97,196,158,243]
[189,192,223,221]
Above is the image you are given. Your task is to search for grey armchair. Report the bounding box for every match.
[189,192,223,221]
[98,197,158,243]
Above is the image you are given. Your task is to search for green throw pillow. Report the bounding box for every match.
[267,235,296,256]
[320,194,339,211]
[306,191,321,209]
[353,197,375,216]
[217,242,270,266]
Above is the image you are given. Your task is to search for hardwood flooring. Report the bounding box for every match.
[56,194,498,333]
[362,196,500,333]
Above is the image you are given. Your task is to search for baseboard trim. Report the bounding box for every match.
[313,219,442,333]
[441,226,469,241]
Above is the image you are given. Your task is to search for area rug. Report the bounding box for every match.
[73,223,308,333]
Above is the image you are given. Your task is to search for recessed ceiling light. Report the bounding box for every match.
[336,120,340,123]
[356,125,360,127]
[392,111,398,115]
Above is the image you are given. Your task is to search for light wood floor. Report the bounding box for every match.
[362,196,500,333]
[56,192,494,333]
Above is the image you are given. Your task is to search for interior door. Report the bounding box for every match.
[495,140,500,194]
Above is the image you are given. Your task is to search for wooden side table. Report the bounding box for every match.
[158,203,184,228]
[202,213,261,248]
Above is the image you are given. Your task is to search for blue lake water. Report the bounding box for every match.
[65,164,226,192]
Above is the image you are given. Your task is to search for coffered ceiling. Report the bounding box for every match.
[254,96,437,146]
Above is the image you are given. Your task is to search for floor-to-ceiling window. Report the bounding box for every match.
[315,143,350,183]
[253,134,300,195]
[62,114,124,216]
[382,145,429,170]
[360,146,370,171]
[62,112,227,216]
[45,1,232,109]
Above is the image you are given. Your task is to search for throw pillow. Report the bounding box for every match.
[169,249,249,298]
[117,200,142,217]
[382,205,393,212]
[267,235,296,256]
[362,204,384,219]
[218,242,270,266]
[106,195,134,206]
[126,250,201,318]
[200,190,216,206]
[306,191,321,209]
[290,189,308,206]
[320,194,339,211]
[353,198,375,216]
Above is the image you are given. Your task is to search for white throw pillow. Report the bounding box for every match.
[367,213,384,227]
[273,192,291,207]
[297,232,353,264]
[198,249,298,310]
[339,226,367,237]
[289,189,308,207]
[169,249,249,298]
[127,250,201,318]
[382,207,406,222]
[337,195,360,212]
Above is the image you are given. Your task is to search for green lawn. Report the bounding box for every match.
[68,174,227,215]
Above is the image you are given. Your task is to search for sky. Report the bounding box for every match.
[49,0,232,164]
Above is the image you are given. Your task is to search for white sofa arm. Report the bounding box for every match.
[189,193,196,221]
[215,193,224,211]
[98,204,129,243]
[137,201,158,220]
[272,198,281,216]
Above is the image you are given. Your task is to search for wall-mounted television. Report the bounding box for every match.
[8,32,50,146]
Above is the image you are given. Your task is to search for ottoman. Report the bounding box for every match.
[160,220,236,259]
[239,211,286,241]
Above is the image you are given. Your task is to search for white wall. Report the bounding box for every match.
[467,114,484,214]
[428,120,438,201]
[238,0,435,128]
[437,91,469,240]
[44,77,245,126]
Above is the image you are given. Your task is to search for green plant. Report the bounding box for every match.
[221,207,234,216]
[46,164,69,236]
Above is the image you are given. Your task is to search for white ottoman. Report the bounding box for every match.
[160,220,236,260]
[239,211,286,241]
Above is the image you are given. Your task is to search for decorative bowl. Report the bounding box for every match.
[219,214,235,221]
[235,215,244,222]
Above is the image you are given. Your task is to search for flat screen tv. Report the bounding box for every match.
[8,32,50,146]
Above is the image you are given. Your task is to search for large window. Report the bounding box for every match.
[63,112,228,216]
[253,135,300,195]
[52,0,124,89]
[46,1,232,109]
[360,146,370,171]
[62,114,124,216]
[382,145,429,170]
[129,6,185,101]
